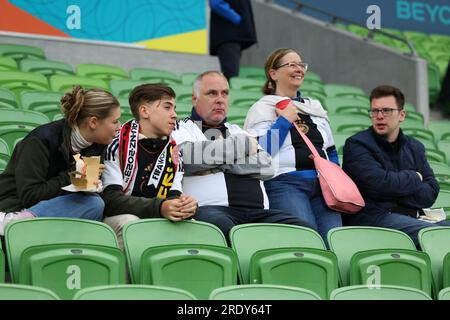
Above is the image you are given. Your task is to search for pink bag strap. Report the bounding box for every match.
[292,122,321,158]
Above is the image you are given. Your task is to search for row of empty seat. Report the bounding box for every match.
[2,218,450,300]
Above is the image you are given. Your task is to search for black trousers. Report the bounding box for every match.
[215,42,241,80]
[437,60,450,114]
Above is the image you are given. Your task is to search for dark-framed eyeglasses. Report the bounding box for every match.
[275,61,308,71]
[368,108,402,117]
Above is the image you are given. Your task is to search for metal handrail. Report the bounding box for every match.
[275,0,417,56]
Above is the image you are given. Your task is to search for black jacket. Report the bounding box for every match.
[0,120,106,212]
[209,0,257,55]
[342,127,439,225]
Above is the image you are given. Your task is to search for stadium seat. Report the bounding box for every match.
[425,148,447,164]
[429,161,450,181]
[428,120,450,142]
[20,91,63,120]
[122,219,227,284]
[330,114,371,134]
[349,248,432,296]
[432,190,450,220]
[0,284,59,300]
[438,140,450,166]
[0,71,50,95]
[0,126,36,152]
[333,133,352,154]
[209,284,321,300]
[5,218,124,300]
[109,79,149,98]
[249,247,339,299]
[230,77,264,92]
[0,44,46,61]
[129,68,181,85]
[328,226,416,286]
[174,102,192,119]
[239,66,265,80]
[139,244,237,299]
[0,136,9,171]
[171,84,193,103]
[0,88,19,109]
[225,107,251,126]
[230,223,326,285]
[180,72,199,85]
[439,287,450,300]
[0,56,18,71]
[76,63,128,81]
[0,109,50,127]
[330,285,431,300]
[229,89,262,109]
[443,252,450,289]
[418,227,450,294]
[49,75,109,92]
[20,59,74,77]
[0,242,4,283]
[347,24,369,37]
[428,62,441,103]
[323,84,367,100]
[401,127,435,143]
[323,97,369,115]
[73,284,197,300]
[303,71,322,85]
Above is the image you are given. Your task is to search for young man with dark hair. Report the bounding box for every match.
[101,84,197,247]
[342,85,450,246]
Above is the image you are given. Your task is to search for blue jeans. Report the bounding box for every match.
[27,193,104,221]
[264,174,342,247]
[356,212,450,247]
[195,205,311,244]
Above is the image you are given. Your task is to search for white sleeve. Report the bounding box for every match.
[101,139,123,189]
[171,147,184,193]
[246,120,274,137]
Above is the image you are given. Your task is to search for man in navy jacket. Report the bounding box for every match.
[342,85,450,245]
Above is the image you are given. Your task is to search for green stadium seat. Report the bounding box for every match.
[429,161,450,181]
[404,103,417,112]
[230,77,264,92]
[73,284,197,300]
[0,44,46,62]
[324,84,367,100]
[327,226,416,286]
[180,72,199,85]
[437,140,450,166]
[0,88,19,109]
[334,23,348,32]
[0,71,50,95]
[443,252,450,289]
[239,66,265,80]
[0,126,36,152]
[0,284,59,300]
[20,91,63,120]
[347,24,369,37]
[349,248,432,296]
[0,137,10,174]
[209,284,321,300]
[304,71,322,85]
[5,218,124,299]
[425,148,447,164]
[300,82,325,94]
[76,63,128,81]
[122,219,227,284]
[20,59,74,77]
[0,56,18,71]
[226,107,250,126]
[333,133,352,154]
[432,190,450,220]
[404,31,429,44]
[0,241,4,283]
[171,84,193,103]
[110,79,149,98]
[402,128,434,143]
[301,90,327,106]
[330,114,371,134]
[139,244,237,299]
[229,89,261,109]
[439,287,450,300]
[249,247,339,299]
[0,109,50,127]
[129,68,181,85]
[330,284,431,300]
[175,102,192,120]
[50,75,109,92]
[323,97,369,115]
[419,227,450,294]
[230,223,325,285]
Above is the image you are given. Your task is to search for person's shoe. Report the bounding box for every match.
[0,211,34,236]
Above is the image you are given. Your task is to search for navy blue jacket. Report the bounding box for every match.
[342,127,439,225]
[209,0,257,55]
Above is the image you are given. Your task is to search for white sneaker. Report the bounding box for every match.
[0,212,25,236]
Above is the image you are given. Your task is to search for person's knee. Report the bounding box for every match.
[103,214,140,232]
[84,195,105,221]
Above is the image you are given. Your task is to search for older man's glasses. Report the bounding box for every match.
[276,62,308,71]
[368,108,402,117]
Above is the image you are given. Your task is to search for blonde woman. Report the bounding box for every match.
[0,86,121,234]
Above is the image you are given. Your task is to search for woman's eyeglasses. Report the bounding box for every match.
[275,62,308,71]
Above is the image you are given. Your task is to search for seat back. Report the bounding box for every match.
[20,91,63,120]
[73,284,197,300]
[210,284,321,300]
[443,252,450,289]
[49,75,109,92]
[129,68,181,85]
[76,63,128,81]
[123,219,227,283]
[419,227,450,292]
[5,218,119,283]
[0,88,18,109]
[439,287,450,300]
[230,223,325,284]
[20,59,74,77]
[349,249,432,296]
[0,109,50,127]
[140,244,237,299]
[0,44,46,61]
[0,284,59,300]
[330,285,432,300]
[249,247,339,299]
[0,71,50,94]
[328,227,416,286]
[19,243,125,300]
[110,79,149,98]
